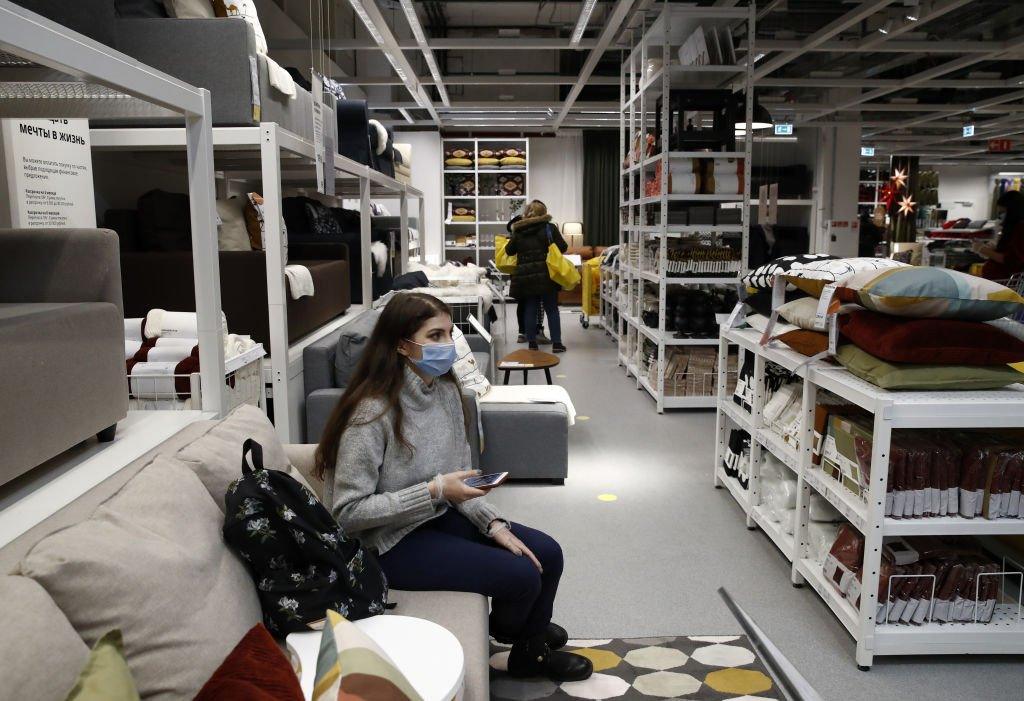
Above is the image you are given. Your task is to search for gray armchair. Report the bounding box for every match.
[0,229,129,487]
[303,309,569,482]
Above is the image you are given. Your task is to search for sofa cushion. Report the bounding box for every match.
[333,308,382,387]
[176,403,311,510]
[0,575,90,701]
[194,624,303,701]
[20,457,263,701]
[66,630,140,701]
[115,0,166,17]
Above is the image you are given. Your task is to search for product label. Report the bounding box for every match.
[814,284,838,330]
[311,69,326,195]
[725,301,746,329]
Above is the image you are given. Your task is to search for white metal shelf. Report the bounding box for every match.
[715,321,1024,667]
[751,503,796,562]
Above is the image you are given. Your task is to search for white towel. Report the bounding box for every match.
[708,172,741,194]
[479,384,577,425]
[284,265,315,299]
[130,361,178,399]
[144,309,228,340]
[224,333,257,358]
[125,318,143,341]
[371,241,389,277]
[146,345,194,363]
[668,172,699,195]
[266,56,297,99]
[155,337,199,348]
[125,340,142,360]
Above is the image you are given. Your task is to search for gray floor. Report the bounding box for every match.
[486,306,1022,701]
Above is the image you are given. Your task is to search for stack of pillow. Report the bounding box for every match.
[742,256,1024,391]
[444,147,474,170]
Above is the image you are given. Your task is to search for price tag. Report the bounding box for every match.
[828,314,839,355]
[814,283,838,330]
[725,301,746,329]
[311,69,326,195]
[771,274,786,310]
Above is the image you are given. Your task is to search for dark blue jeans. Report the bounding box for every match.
[523,291,561,345]
[377,510,564,641]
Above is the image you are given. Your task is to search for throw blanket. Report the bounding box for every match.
[479,384,577,425]
[266,56,297,99]
[284,264,315,299]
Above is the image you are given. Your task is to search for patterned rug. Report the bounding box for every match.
[489,636,780,700]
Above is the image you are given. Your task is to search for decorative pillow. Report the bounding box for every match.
[20,458,264,700]
[835,267,1024,321]
[835,345,1024,390]
[839,310,1024,366]
[776,329,829,357]
[987,317,1024,342]
[243,192,265,250]
[452,177,475,197]
[217,197,251,251]
[496,173,524,196]
[445,148,474,160]
[66,630,140,701]
[451,215,476,223]
[776,296,820,330]
[213,0,267,54]
[783,257,909,297]
[500,156,526,167]
[477,157,500,167]
[313,610,422,701]
[478,148,497,159]
[445,158,473,168]
[502,147,525,158]
[163,0,214,18]
[334,308,382,387]
[452,327,490,397]
[194,625,303,701]
[744,288,807,317]
[176,403,312,508]
[743,312,798,337]
[741,253,837,290]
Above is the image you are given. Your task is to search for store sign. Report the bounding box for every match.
[0,119,95,228]
[774,123,793,136]
[860,146,875,157]
[963,124,975,138]
[989,139,1012,153]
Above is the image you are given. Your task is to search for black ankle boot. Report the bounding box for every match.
[507,635,593,682]
[494,622,569,650]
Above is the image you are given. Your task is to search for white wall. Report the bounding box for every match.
[394,131,443,262]
[937,165,994,222]
[528,133,583,230]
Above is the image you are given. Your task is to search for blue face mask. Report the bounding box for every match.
[405,340,458,377]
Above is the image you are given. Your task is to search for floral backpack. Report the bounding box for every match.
[223,439,389,635]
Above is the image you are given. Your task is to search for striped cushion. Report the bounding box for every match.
[313,610,421,701]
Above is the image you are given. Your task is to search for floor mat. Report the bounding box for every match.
[489,636,780,700]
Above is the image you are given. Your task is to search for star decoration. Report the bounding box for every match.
[891,167,908,190]
[897,193,916,217]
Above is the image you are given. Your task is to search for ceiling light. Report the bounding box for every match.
[735,100,774,131]
[878,19,894,35]
[571,0,599,46]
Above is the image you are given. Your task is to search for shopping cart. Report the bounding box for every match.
[998,273,1024,322]
[578,255,603,329]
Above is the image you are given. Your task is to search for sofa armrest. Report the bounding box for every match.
[305,387,345,445]
[303,328,345,397]
[0,229,123,311]
[289,242,350,262]
[115,18,257,126]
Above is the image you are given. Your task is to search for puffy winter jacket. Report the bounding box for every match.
[506,215,568,299]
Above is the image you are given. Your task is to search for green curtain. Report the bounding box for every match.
[583,130,620,247]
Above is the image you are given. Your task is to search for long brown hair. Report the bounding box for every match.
[314,292,456,479]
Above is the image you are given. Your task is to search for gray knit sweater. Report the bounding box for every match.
[325,365,504,554]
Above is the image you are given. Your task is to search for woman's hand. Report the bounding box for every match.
[491,522,543,573]
[429,470,487,505]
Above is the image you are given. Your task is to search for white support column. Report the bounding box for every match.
[360,177,373,305]
[399,191,409,276]
[713,334,729,488]
[792,376,818,583]
[748,352,767,530]
[418,195,427,264]
[259,123,292,442]
[813,90,863,256]
[185,89,226,415]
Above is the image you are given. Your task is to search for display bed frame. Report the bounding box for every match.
[714,326,1024,668]
[90,125,425,442]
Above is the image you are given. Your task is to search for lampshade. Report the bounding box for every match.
[562,222,583,249]
[734,100,773,131]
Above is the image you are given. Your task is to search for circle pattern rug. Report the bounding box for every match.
[489,636,779,700]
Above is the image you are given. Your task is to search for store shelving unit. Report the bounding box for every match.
[441,137,529,265]
[714,325,1024,668]
[90,125,424,443]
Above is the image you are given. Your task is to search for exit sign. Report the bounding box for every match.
[861,146,875,157]
[963,124,975,137]
[989,139,1012,153]
[774,123,793,136]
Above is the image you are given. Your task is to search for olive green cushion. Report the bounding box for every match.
[836,345,1024,390]
[66,630,139,701]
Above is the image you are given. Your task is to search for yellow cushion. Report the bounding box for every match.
[477,157,499,166]
[500,156,526,166]
[445,158,473,167]
[451,215,476,222]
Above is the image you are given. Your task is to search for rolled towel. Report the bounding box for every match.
[707,172,741,194]
[144,309,228,340]
[668,171,699,195]
[125,318,144,341]
[130,361,178,400]
[147,344,195,363]
[284,264,315,299]
[125,339,143,360]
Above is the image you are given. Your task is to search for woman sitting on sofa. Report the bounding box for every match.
[314,292,592,683]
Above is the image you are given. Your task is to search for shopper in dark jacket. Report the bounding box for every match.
[977,190,1024,281]
[508,215,547,344]
[507,200,568,352]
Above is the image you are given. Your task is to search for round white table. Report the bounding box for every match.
[287,615,465,701]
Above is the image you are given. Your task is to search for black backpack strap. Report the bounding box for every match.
[241,438,264,475]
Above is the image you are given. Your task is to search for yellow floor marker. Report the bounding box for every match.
[598,494,618,502]
[556,374,567,379]
[577,415,590,421]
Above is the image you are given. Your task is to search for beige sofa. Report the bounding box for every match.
[0,405,489,700]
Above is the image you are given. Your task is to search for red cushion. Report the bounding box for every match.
[194,624,303,701]
[839,310,1024,366]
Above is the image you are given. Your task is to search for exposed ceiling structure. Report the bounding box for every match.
[271,0,1024,165]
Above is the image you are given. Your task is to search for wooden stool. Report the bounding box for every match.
[497,349,560,385]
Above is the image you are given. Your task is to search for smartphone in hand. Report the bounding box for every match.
[463,472,509,489]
